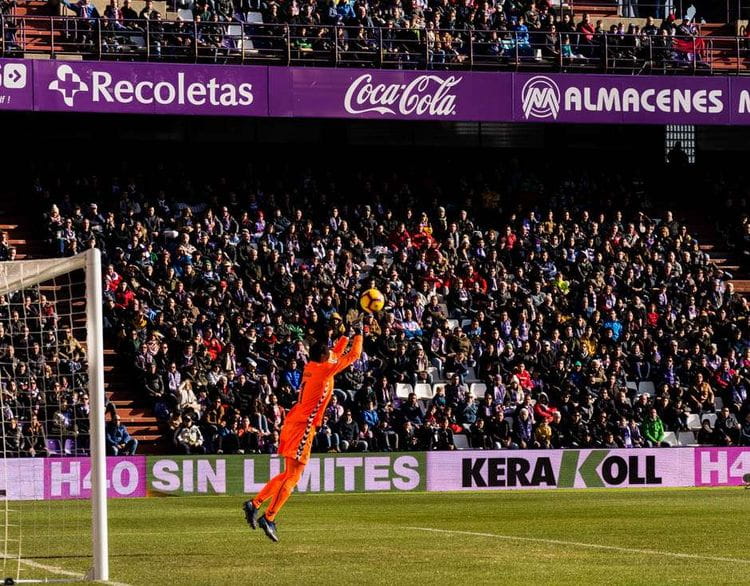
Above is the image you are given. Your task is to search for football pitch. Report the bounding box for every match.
[9,488,749,585]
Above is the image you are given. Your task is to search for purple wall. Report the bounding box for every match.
[5,58,750,124]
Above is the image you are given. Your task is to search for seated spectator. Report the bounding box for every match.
[430,418,456,451]
[714,407,741,445]
[105,413,138,455]
[314,415,340,453]
[642,408,670,448]
[337,410,367,452]
[174,416,206,454]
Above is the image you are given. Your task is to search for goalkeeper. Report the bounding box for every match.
[243,330,363,542]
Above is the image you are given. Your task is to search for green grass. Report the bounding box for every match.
[6,488,750,585]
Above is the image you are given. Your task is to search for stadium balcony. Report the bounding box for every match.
[4,0,750,75]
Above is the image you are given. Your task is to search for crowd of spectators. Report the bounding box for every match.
[0,0,715,69]
[0,278,94,457]
[27,159,750,455]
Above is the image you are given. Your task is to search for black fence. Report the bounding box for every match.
[3,15,750,75]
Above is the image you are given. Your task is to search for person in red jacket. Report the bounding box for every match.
[243,332,363,542]
[514,363,533,391]
[202,328,223,362]
[533,392,559,422]
[113,281,135,310]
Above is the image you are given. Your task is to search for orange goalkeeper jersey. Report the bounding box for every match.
[278,335,363,463]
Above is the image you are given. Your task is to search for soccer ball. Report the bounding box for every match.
[359,288,385,314]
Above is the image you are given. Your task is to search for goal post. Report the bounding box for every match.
[85,248,108,583]
[0,248,108,583]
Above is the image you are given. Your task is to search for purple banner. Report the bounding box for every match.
[694,447,750,487]
[43,456,147,499]
[3,58,750,124]
[268,67,512,121]
[514,73,731,125]
[0,59,33,111]
[33,61,267,116]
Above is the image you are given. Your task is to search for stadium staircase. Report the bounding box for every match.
[13,1,67,57]
[0,201,166,454]
[683,213,750,297]
[13,0,167,58]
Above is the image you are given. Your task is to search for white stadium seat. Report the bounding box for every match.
[470,382,487,398]
[662,431,678,447]
[414,383,433,400]
[703,413,718,428]
[638,381,656,396]
[465,367,479,383]
[678,431,696,446]
[453,434,470,450]
[396,383,413,400]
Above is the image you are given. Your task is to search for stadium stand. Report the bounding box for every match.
[0,157,746,456]
[2,0,749,73]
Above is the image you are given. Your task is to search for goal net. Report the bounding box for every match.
[0,250,107,584]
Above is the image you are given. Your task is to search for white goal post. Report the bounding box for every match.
[0,249,108,583]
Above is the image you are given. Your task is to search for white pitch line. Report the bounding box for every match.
[407,527,750,565]
[2,554,131,586]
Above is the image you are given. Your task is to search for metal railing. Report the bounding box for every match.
[3,15,750,75]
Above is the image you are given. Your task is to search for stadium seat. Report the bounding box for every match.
[432,383,445,397]
[414,383,433,400]
[686,413,701,430]
[446,319,459,330]
[638,381,656,396]
[395,383,413,400]
[662,431,678,447]
[226,24,244,50]
[460,319,471,329]
[177,8,193,20]
[426,366,439,382]
[703,413,718,427]
[715,396,724,410]
[678,431,696,446]
[453,434,470,450]
[625,381,638,395]
[470,382,487,398]
[46,439,61,456]
[465,367,479,383]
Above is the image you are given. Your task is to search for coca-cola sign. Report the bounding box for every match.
[343,73,461,116]
[268,67,512,120]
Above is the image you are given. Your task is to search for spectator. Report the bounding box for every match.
[337,410,366,452]
[642,408,669,448]
[105,414,138,455]
[315,415,340,453]
[714,407,741,445]
[431,418,456,451]
[174,416,206,454]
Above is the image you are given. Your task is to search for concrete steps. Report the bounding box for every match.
[684,215,749,296]
[1,191,166,454]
